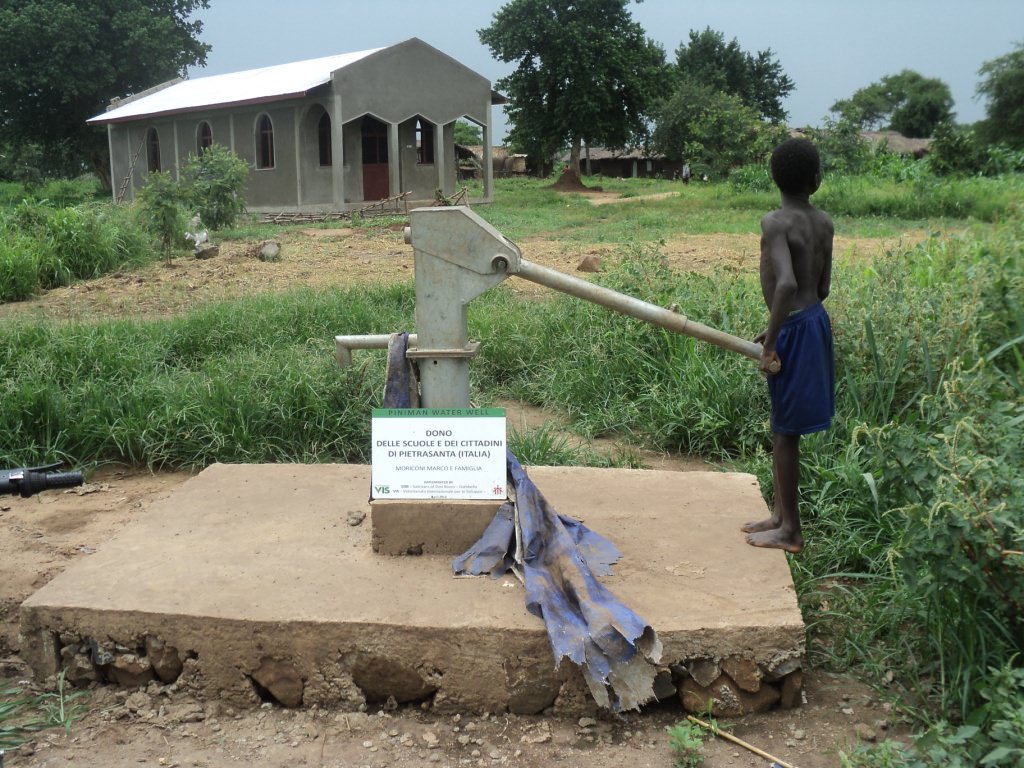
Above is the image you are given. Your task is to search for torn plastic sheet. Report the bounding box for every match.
[383,332,418,409]
[454,451,662,710]
[381,332,661,710]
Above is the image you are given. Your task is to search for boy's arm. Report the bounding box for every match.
[818,215,835,301]
[759,216,798,374]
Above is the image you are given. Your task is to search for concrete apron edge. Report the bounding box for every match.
[20,602,805,716]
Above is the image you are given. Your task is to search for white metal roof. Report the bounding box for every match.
[88,47,384,125]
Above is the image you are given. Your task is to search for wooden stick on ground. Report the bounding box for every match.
[687,715,799,768]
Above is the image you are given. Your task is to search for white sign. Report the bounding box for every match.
[371,408,506,500]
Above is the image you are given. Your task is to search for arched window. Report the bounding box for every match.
[197,121,213,154]
[415,118,434,165]
[318,112,332,167]
[146,127,161,172]
[256,114,275,169]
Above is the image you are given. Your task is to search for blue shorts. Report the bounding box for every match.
[767,302,835,436]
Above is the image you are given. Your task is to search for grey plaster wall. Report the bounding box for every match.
[298,102,334,206]
[113,122,171,201]
[341,119,365,204]
[106,127,130,202]
[234,105,298,209]
[398,117,439,200]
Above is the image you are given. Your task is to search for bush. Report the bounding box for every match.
[842,664,1024,767]
[180,144,249,230]
[816,173,1022,221]
[980,143,1024,176]
[43,206,118,281]
[138,171,189,261]
[0,181,29,206]
[727,163,773,192]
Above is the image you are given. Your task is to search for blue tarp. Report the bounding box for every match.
[453,450,662,710]
[384,333,661,710]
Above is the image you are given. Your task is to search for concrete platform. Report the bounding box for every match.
[20,464,805,715]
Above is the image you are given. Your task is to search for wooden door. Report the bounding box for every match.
[361,117,389,201]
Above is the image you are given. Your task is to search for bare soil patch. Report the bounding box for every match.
[0,225,922,320]
[576,190,681,206]
[548,167,603,193]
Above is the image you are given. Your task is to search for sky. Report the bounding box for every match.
[187,0,1022,144]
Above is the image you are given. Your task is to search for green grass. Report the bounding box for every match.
[506,423,644,468]
[1,673,87,750]
[477,174,1013,243]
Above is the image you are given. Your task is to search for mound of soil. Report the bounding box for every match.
[549,167,603,193]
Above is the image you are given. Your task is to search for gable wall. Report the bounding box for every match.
[334,40,489,127]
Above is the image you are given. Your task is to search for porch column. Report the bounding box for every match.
[172,121,180,181]
[388,122,400,198]
[331,95,344,209]
[434,121,446,195]
[293,107,303,209]
[482,123,493,202]
[107,125,116,203]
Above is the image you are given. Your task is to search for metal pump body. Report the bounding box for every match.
[404,207,521,408]
[336,206,767,407]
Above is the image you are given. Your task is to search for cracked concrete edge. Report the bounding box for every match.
[19,606,805,716]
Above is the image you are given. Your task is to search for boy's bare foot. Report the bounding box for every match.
[745,529,804,553]
[741,516,781,533]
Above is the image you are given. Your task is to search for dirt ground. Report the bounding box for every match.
[0,215,921,321]
[0,213,914,766]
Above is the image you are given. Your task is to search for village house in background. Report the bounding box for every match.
[859,130,932,158]
[562,130,931,181]
[557,147,680,179]
[457,145,528,179]
[88,38,505,212]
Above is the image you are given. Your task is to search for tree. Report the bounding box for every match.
[453,120,482,146]
[927,121,987,176]
[651,80,786,177]
[975,42,1024,149]
[0,0,211,186]
[803,118,872,175]
[830,70,954,138]
[479,0,668,176]
[673,28,794,123]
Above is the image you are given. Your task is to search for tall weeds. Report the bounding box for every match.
[0,285,413,467]
[0,202,154,300]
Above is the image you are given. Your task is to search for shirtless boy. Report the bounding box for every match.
[744,138,835,553]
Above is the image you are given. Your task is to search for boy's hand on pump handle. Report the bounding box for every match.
[754,330,782,376]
